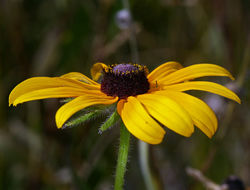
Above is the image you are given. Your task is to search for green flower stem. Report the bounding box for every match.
[114,123,130,190]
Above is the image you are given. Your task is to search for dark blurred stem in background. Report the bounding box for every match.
[139,141,162,190]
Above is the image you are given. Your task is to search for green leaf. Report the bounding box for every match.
[63,110,102,129]
[99,111,120,133]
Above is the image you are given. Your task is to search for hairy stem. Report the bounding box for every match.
[114,123,131,190]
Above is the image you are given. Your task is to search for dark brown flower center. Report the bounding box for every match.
[101,64,150,99]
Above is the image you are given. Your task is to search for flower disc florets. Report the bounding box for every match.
[101,64,149,99]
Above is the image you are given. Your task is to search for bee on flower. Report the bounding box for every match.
[9,62,240,144]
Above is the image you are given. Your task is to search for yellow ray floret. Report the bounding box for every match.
[12,87,98,106]
[61,72,100,85]
[158,64,234,85]
[91,63,108,81]
[147,61,183,82]
[9,77,100,106]
[162,81,241,104]
[155,90,217,138]
[137,93,194,137]
[56,93,118,128]
[119,96,165,144]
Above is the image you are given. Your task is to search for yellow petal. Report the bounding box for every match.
[137,94,194,137]
[120,96,165,144]
[56,94,118,128]
[9,77,82,106]
[12,87,102,106]
[9,77,100,106]
[147,61,183,82]
[155,90,217,138]
[91,63,108,81]
[117,99,126,116]
[61,72,100,85]
[159,64,234,85]
[162,81,241,104]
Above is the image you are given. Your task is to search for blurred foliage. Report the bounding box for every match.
[1,0,250,189]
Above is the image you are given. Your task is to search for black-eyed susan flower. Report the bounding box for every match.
[9,62,240,144]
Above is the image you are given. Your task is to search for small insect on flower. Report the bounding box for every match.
[9,62,241,144]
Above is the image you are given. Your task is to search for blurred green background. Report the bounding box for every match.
[1,0,250,189]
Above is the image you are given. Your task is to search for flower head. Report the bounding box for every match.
[9,62,240,144]
[101,64,149,99]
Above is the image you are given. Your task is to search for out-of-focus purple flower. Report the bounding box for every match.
[115,9,131,29]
